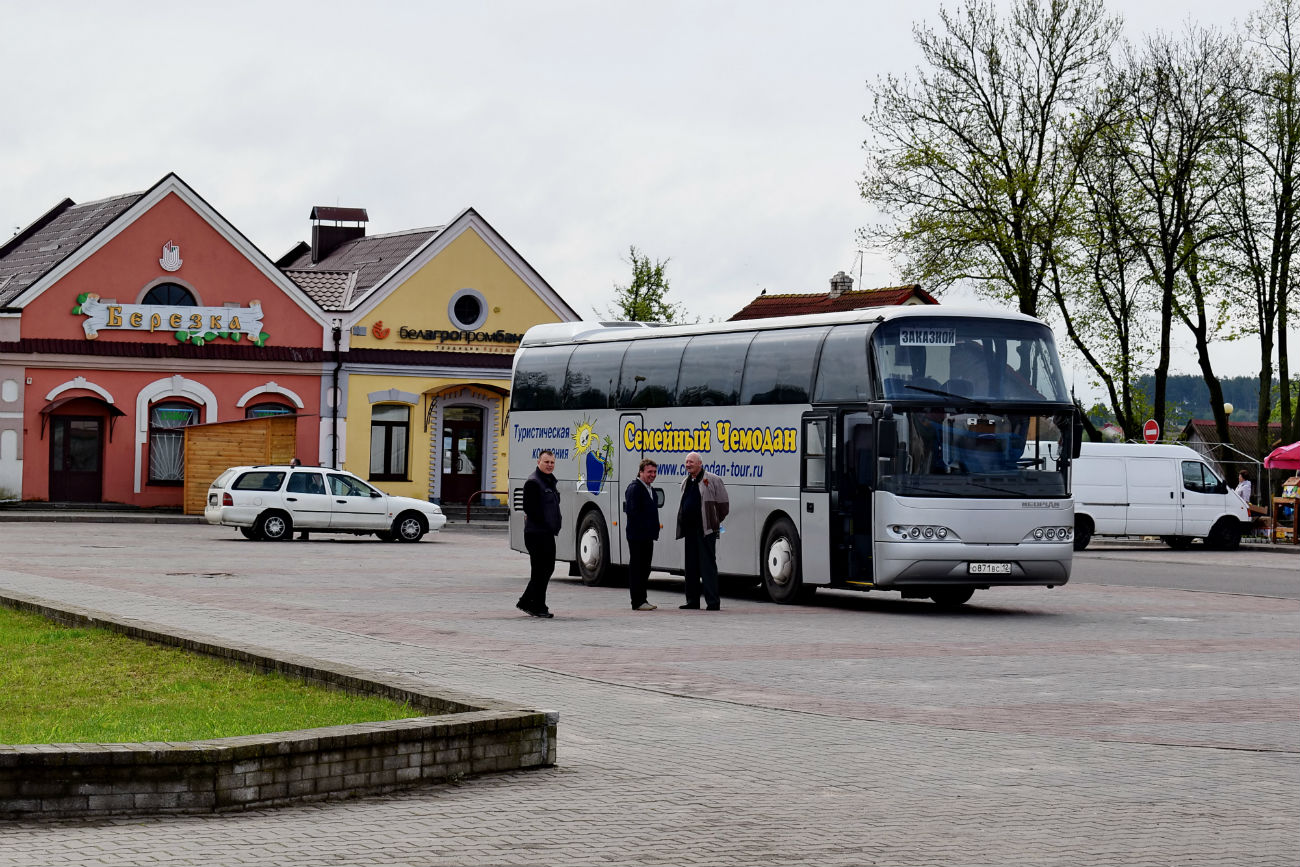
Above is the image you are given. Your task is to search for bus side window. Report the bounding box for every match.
[617,337,689,408]
[511,346,574,411]
[563,342,628,410]
[813,324,872,402]
[678,333,752,406]
[740,327,830,405]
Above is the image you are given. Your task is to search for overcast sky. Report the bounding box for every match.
[1,0,1281,398]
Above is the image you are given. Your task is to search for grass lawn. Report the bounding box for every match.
[0,606,421,744]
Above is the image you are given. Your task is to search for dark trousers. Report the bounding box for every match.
[627,539,653,608]
[520,531,556,611]
[683,532,719,608]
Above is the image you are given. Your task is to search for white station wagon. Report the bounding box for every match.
[205,465,447,542]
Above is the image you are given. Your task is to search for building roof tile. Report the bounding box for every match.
[728,285,936,320]
[279,227,441,311]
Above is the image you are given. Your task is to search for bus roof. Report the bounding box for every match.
[520,305,1048,347]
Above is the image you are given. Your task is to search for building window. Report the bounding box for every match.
[369,404,409,480]
[142,282,197,306]
[448,288,488,330]
[245,402,295,419]
[148,401,199,483]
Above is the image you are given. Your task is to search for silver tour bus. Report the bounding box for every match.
[507,306,1081,607]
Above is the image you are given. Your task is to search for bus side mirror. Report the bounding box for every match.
[653,488,665,508]
[1068,413,1084,460]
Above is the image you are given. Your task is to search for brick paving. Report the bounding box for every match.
[0,522,1296,866]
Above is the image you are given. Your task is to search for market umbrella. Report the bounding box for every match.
[1264,441,1300,469]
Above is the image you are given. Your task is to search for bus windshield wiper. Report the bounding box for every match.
[903,384,980,403]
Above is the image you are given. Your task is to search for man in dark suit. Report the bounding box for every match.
[623,458,660,611]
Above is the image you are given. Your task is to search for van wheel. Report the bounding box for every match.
[931,587,975,608]
[239,527,262,541]
[577,511,611,586]
[1073,517,1093,551]
[1162,535,1194,550]
[763,517,808,604]
[375,530,395,542]
[256,511,292,542]
[1205,518,1241,551]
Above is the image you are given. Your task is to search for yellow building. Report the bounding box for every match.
[282,206,578,505]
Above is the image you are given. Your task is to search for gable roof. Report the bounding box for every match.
[0,192,144,307]
[729,284,937,320]
[1180,418,1285,460]
[281,227,441,311]
[0,173,331,327]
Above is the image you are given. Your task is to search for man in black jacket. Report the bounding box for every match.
[623,458,660,611]
[517,450,561,618]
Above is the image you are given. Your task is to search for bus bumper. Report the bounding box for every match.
[872,541,1073,588]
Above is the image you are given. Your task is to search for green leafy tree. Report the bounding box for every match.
[601,246,689,323]
[860,0,1120,316]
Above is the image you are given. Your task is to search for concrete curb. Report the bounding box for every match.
[0,592,556,819]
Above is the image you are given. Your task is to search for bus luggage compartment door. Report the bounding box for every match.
[800,413,832,585]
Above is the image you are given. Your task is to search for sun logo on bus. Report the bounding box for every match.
[573,418,613,494]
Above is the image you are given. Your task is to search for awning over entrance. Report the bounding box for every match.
[39,395,127,441]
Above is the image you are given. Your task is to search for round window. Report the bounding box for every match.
[448,288,488,331]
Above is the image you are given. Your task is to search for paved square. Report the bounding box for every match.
[0,522,1296,865]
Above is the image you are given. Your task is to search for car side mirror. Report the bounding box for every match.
[653,488,666,508]
[370,490,382,498]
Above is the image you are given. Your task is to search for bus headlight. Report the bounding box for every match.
[1025,526,1072,542]
[890,524,958,541]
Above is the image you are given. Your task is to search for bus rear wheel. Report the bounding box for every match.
[577,510,611,586]
[762,517,808,604]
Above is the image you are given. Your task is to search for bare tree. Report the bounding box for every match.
[860,0,1120,316]
[1105,27,1246,441]
[1226,0,1300,449]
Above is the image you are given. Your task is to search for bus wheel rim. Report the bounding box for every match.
[580,528,602,569]
[767,538,793,585]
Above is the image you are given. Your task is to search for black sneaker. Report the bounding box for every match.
[679,604,700,609]
[516,600,531,613]
[529,609,554,618]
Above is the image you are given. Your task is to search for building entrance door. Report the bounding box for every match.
[49,416,103,503]
[441,406,483,503]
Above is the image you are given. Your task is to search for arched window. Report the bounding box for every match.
[142,282,196,306]
[245,402,295,419]
[148,401,199,483]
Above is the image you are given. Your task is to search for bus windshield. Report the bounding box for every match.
[880,409,1072,498]
[871,317,1068,404]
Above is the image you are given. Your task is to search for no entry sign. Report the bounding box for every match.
[1143,419,1160,444]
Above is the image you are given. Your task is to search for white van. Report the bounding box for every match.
[1071,443,1249,551]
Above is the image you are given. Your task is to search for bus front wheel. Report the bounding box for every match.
[577,510,612,586]
[762,517,807,604]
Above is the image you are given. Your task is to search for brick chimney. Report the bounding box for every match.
[829,270,853,299]
[309,206,368,264]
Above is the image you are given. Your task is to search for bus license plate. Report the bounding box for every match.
[968,562,1012,575]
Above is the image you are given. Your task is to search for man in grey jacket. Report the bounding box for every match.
[676,452,729,610]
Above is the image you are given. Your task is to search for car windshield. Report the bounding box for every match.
[329,473,378,497]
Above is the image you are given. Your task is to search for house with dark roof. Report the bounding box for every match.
[729,271,937,321]
[0,174,579,509]
[0,173,329,507]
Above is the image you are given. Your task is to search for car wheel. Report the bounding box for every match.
[1205,518,1242,551]
[392,512,427,543]
[256,511,292,542]
[375,530,395,542]
[763,516,810,604]
[239,527,262,541]
[1073,516,1093,551]
[930,587,975,608]
[576,510,611,586]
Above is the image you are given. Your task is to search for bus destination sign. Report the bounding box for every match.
[898,327,956,347]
